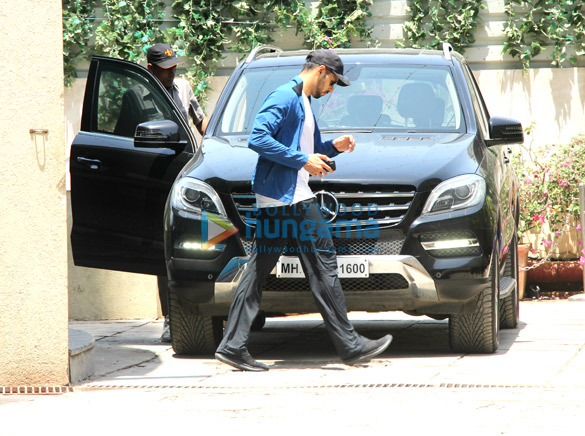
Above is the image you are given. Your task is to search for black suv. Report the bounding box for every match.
[70,44,523,355]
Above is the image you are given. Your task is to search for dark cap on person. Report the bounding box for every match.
[147,43,184,69]
[306,49,350,86]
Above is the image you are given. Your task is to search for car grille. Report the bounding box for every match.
[240,236,404,256]
[262,274,409,292]
[231,183,415,231]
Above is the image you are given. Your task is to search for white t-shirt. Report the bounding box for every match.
[255,91,316,208]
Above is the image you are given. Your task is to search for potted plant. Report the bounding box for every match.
[512,130,585,295]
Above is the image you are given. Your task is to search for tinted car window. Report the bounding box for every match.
[461,63,489,138]
[218,64,465,135]
[219,66,299,135]
[95,65,182,138]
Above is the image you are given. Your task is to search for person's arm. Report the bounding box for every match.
[195,116,209,136]
[248,91,309,170]
[183,82,207,135]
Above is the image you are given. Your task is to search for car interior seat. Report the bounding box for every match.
[397,83,445,129]
[341,94,391,127]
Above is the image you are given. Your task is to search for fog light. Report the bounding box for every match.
[420,231,482,258]
[180,241,225,251]
[181,241,202,250]
[421,238,479,251]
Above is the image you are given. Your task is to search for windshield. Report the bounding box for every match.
[218,63,464,135]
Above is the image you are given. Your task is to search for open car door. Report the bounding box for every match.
[70,56,197,276]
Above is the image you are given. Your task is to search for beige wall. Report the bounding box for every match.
[477,68,585,147]
[0,1,69,385]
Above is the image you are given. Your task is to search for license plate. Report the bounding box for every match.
[276,256,369,278]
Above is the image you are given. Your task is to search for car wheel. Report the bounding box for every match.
[449,241,500,354]
[500,232,520,329]
[168,286,223,355]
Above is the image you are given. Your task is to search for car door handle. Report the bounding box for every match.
[76,157,102,170]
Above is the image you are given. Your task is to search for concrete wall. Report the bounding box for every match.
[0,1,69,385]
[66,0,585,320]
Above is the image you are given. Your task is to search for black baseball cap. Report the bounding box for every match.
[147,43,184,69]
[306,49,350,86]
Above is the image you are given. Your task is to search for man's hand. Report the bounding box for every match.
[303,153,334,177]
[333,135,356,153]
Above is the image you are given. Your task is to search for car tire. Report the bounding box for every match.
[500,232,520,329]
[449,240,500,354]
[168,286,223,355]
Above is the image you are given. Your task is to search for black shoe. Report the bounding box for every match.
[215,350,269,372]
[160,316,171,343]
[343,334,393,365]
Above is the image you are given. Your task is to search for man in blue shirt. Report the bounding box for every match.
[215,49,392,371]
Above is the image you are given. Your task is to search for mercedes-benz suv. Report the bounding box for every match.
[70,44,523,355]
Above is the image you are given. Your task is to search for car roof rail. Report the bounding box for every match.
[244,45,283,64]
[442,42,453,61]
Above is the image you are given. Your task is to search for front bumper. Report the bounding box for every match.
[170,254,489,316]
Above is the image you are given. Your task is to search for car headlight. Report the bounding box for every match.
[171,177,227,216]
[422,174,486,215]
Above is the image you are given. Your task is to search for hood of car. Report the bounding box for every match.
[185,132,481,193]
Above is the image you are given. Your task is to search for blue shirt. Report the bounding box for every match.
[248,76,341,204]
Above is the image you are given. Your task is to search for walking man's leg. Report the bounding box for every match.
[216,208,285,371]
[293,199,392,364]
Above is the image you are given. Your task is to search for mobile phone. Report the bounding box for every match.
[323,159,336,171]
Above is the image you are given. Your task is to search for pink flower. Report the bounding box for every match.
[532,214,546,224]
[577,224,582,231]
[543,240,553,248]
[579,256,585,266]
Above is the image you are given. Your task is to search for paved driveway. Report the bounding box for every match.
[2,300,585,435]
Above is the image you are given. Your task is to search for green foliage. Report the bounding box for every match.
[513,130,585,247]
[274,0,375,49]
[62,0,95,87]
[94,0,166,62]
[167,0,280,99]
[502,0,585,69]
[62,0,376,104]
[398,0,485,54]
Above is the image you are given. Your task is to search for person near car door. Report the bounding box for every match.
[143,43,211,342]
[215,49,393,371]
[145,43,209,136]
[114,43,209,138]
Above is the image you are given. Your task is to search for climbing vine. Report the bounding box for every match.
[62,0,95,87]
[398,0,485,54]
[93,0,167,61]
[62,0,376,99]
[502,0,585,69]
[274,0,375,50]
[167,0,281,98]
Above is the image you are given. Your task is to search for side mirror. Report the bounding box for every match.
[134,120,185,151]
[486,117,524,146]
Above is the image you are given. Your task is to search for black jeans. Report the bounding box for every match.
[217,198,366,360]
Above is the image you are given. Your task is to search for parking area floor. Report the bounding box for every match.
[2,300,585,435]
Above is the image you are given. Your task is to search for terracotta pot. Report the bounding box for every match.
[527,260,583,284]
[518,244,531,300]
